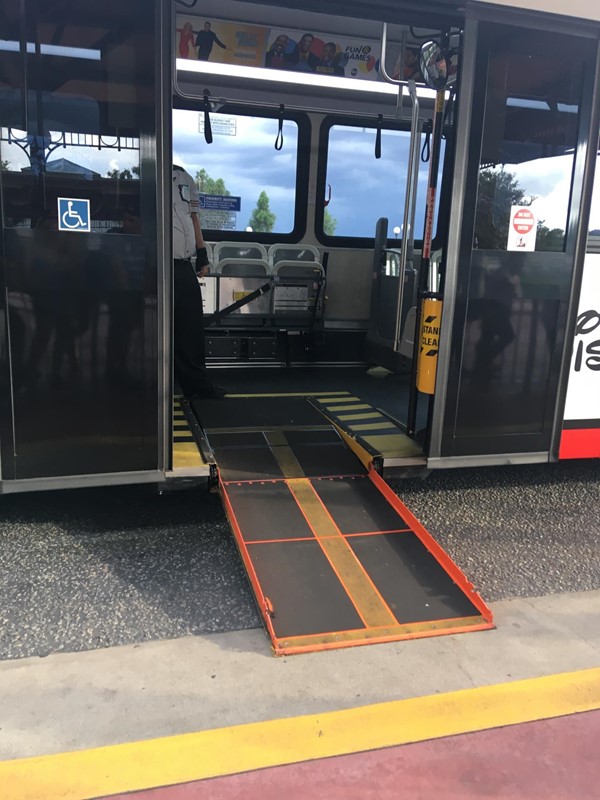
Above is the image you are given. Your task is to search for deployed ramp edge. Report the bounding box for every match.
[190,394,493,656]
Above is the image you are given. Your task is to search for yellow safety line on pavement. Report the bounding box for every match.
[2,668,600,800]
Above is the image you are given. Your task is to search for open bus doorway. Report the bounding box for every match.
[168,8,459,472]
[169,102,436,470]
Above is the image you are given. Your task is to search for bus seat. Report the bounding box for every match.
[216,259,272,318]
[274,261,324,280]
[273,261,325,315]
[216,258,270,277]
[268,243,320,267]
[213,241,268,263]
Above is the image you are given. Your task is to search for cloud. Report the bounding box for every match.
[512,154,573,230]
[325,127,443,235]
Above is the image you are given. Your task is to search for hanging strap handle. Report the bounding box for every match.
[421,122,431,163]
[375,114,383,159]
[203,90,213,144]
[275,104,284,150]
[442,87,454,134]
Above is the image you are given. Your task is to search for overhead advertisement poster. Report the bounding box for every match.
[176,18,267,66]
[176,15,381,81]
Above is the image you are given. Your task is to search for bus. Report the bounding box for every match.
[0,0,599,495]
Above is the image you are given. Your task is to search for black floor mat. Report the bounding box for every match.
[192,396,328,430]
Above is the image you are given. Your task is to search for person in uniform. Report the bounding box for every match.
[172,165,226,399]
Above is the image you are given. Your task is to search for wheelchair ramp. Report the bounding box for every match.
[191,395,493,655]
[311,395,423,468]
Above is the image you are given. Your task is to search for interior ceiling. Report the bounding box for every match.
[193,0,464,28]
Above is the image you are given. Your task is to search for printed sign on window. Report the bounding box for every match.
[507,205,537,251]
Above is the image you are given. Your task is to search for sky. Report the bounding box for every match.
[172,111,443,238]
[502,155,576,233]
[172,110,298,232]
[0,129,139,179]
[324,125,442,238]
[3,116,599,237]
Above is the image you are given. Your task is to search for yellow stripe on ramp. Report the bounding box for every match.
[337,412,384,422]
[286,478,396,629]
[351,422,397,431]
[327,403,372,412]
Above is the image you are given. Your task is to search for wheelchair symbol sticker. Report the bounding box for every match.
[57,198,91,232]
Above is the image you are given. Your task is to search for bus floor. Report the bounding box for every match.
[206,364,429,432]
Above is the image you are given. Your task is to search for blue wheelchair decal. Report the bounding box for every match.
[57,198,91,232]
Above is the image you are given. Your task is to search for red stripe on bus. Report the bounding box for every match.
[559,428,600,459]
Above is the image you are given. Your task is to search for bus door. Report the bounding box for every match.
[0,0,163,487]
[429,11,599,466]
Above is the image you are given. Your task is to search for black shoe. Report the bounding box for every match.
[189,384,227,400]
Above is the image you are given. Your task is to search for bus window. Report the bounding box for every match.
[318,122,445,243]
[172,109,304,238]
[588,143,600,252]
[0,130,140,232]
[0,2,149,232]
[474,51,582,253]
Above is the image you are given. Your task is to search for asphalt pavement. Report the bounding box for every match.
[0,458,598,660]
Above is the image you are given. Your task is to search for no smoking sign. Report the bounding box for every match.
[507,205,537,251]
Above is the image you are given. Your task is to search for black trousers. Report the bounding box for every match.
[173,258,211,396]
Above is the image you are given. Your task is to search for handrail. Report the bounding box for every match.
[394,81,420,352]
[379,23,408,88]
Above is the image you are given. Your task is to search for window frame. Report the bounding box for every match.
[171,98,310,243]
[314,114,449,249]
[586,144,600,253]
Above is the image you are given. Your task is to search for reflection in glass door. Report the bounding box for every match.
[441,22,597,458]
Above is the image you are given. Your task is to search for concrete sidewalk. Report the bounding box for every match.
[1,590,599,761]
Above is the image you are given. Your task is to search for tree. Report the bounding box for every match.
[106,165,140,179]
[0,159,9,171]
[196,168,230,196]
[475,168,566,251]
[324,208,338,236]
[536,221,564,252]
[475,168,565,253]
[475,168,532,249]
[248,190,276,233]
[194,170,233,230]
